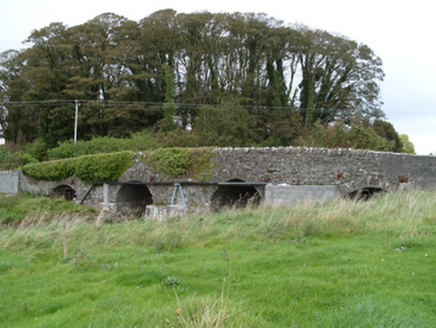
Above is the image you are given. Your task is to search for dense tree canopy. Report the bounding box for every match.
[0,10,390,151]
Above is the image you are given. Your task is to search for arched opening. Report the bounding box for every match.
[52,185,77,201]
[346,187,384,201]
[211,179,261,210]
[116,181,153,216]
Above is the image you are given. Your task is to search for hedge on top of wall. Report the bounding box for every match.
[23,151,135,184]
[140,147,216,180]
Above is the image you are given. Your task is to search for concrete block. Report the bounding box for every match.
[265,184,340,206]
[0,170,20,194]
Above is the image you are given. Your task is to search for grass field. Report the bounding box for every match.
[1,190,436,327]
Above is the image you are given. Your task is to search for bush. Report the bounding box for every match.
[0,150,14,170]
[47,140,77,160]
[48,133,165,160]
[0,149,37,170]
[295,119,395,151]
[141,147,215,179]
[25,138,48,161]
[193,103,256,147]
[23,151,135,183]
[74,151,135,183]
[48,137,137,160]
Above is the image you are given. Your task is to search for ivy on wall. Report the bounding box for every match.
[22,148,216,183]
[23,151,135,184]
[140,147,216,180]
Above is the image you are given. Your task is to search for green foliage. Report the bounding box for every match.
[25,138,49,161]
[1,190,436,326]
[47,138,136,160]
[23,151,135,183]
[47,132,198,161]
[155,129,199,148]
[0,148,37,170]
[0,192,95,225]
[400,134,416,154]
[23,158,75,181]
[159,63,178,132]
[373,119,403,152]
[0,150,14,170]
[141,147,216,179]
[74,152,135,183]
[348,120,395,151]
[296,119,395,151]
[193,102,257,147]
[47,140,77,160]
[48,135,161,160]
[1,11,384,148]
[315,295,432,327]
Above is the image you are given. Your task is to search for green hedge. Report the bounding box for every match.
[140,147,216,180]
[23,151,135,184]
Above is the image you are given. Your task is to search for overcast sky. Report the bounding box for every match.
[1,0,435,154]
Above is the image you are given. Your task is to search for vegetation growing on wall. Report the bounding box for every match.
[140,147,216,180]
[23,151,135,183]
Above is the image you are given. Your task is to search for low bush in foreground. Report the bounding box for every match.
[1,190,436,327]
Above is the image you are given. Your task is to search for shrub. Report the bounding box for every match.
[23,151,135,183]
[48,133,165,160]
[48,137,137,160]
[25,138,49,161]
[0,149,37,170]
[295,119,395,151]
[74,151,135,183]
[141,147,215,179]
[0,150,14,170]
[193,103,257,147]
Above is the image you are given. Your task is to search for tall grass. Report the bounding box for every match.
[0,193,96,226]
[1,189,436,327]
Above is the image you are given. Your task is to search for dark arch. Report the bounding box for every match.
[211,179,261,210]
[346,187,384,201]
[116,181,153,216]
[52,185,76,201]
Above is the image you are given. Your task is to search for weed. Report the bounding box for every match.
[165,277,182,286]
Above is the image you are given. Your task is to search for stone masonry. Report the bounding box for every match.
[3,147,436,210]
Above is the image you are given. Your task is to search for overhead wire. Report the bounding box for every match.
[0,99,332,112]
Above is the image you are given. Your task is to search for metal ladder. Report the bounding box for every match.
[170,183,188,207]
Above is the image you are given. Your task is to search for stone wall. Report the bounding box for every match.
[111,147,436,208]
[3,147,436,210]
[209,147,436,194]
[120,147,436,205]
[19,174,105,208]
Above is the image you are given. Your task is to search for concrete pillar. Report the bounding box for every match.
[103,183,110,205]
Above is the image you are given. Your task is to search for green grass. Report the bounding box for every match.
[1,190,436,327]
[0,193,96,226]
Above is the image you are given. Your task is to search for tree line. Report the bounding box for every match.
[0,9,406,155]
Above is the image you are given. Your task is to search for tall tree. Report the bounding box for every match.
[399,134,415,154]
[0,10,387,149]
[294,26,384,125]
[372,119,402,152]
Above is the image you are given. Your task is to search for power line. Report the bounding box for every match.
[0,99,334,112]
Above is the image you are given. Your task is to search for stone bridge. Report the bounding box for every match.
[6,147,436,215]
